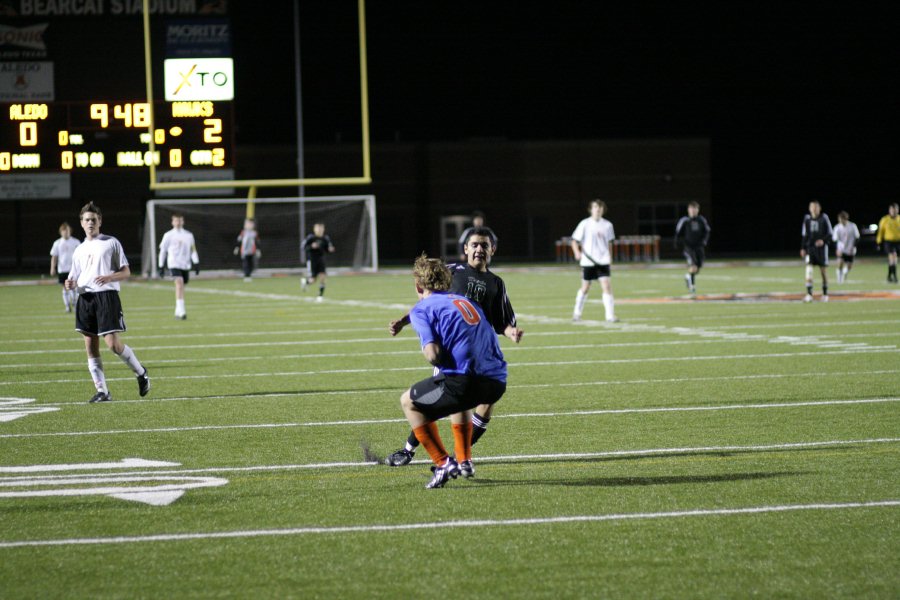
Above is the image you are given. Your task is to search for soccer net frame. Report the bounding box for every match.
[142,195,378,278]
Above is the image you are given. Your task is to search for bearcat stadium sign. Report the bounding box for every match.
[9,0,226,16]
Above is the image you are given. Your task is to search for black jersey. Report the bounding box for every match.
[447,262,516,335]
[674,215,711,248]
[801,213,833,250]
[303,234,333,260]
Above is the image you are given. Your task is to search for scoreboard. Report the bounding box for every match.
[0,100,233,173]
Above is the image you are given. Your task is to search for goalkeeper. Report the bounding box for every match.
[158,213,200,320]
[386,228,523,470]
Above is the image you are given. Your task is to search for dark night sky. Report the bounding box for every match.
[235,1,898,241]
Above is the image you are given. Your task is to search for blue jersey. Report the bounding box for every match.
[410,292,507,382]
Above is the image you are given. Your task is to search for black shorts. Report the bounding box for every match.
[884,241,900,255]
[581,265,611,280]
[170,268,190,284]
[307,258,327,278]
[57,272,69,285]
[75,291,126,336]
[409,373,506,421]
[805,246,828,267]
[683,246,705,268]
[838,253,855,263]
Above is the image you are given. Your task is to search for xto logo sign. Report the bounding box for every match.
[164,58,234,101]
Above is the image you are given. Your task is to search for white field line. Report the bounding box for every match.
[3,332,899,371]
[4,314,895,356]
[2,347,896,388]
[2,398,898,440]
[11,370,900,408]
[1,499,897,549]
[9,369,898,410]
[3,437,898,482]
[4,333,899,370]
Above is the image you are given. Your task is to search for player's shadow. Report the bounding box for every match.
[469,470,807,488]
[481,444,852,466]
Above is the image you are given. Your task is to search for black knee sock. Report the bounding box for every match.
[822,283,828,296]
[471,413,490,445]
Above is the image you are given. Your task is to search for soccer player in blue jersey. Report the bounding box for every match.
[386,228,522,466]
[399,254,507,489]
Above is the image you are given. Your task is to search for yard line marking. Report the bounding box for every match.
[0,459,179,474]
[4,333,899,369]
[3,347,896,387]
[6,326,391,346]
[2,318,896,357]
[3,400,897,439]
[1,500,896,549]
[4,437,896,481]
[17,372,900,410]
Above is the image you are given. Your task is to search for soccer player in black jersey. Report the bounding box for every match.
[673,201,711,295]
[301,223,335,301]
[386,227,523,468]
[801,200,833,302]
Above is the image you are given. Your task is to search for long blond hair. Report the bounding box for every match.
[413,253,451,292]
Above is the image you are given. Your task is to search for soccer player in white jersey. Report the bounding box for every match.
[832,211,860,284]
[158,213,200,319]
[65,202,150,403]
[570,199,618,322]
[49,222,80,312]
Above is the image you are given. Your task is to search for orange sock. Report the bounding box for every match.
[452,421,473,462]
[413,422,449,465]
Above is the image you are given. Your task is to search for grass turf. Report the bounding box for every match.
[1,259,898,598]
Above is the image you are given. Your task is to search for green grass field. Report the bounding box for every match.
[1,260,898,598]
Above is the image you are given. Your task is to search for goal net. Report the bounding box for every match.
[142,195,378,277]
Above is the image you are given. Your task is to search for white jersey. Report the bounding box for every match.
[49,236,81,273]
[832,222,860,256]
[159,227,199,270]
[572,217,615,266]
[67,235,129,293]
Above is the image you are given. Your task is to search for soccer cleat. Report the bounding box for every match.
[385,448,415,467]
[65,305,72,313]
[425,457,459,489]
[315,296,323,303]
[606,317,620,323]
[822,295,829,303]
[137,369,151,397]
[175,314,187,320]
[89,391,111,403]
[803,294,813,303]
[458,459,475,479]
